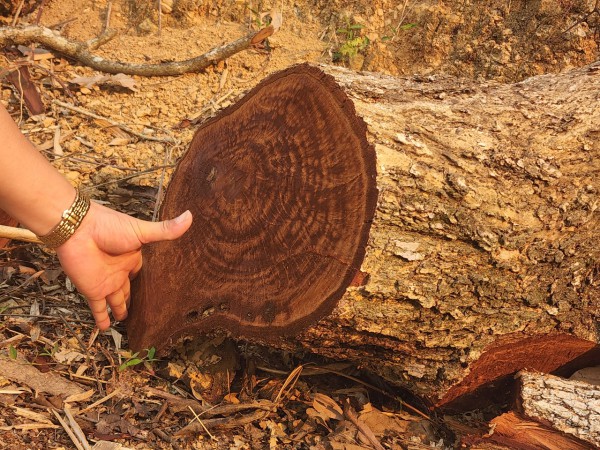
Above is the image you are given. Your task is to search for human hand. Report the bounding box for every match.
[55,202,192,330]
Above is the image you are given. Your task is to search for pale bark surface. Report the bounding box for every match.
[518,371,600,447]
[284,62,600,404]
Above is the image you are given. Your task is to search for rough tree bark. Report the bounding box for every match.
[130,62,600,407]
[517,371,600,447]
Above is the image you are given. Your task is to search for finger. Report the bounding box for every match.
[129,252,143,280]
[106,289,128,322]
[87,298,111,330]
[122,279,131,309]
[136,210,193,244]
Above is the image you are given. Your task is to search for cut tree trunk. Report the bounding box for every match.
[129,62,600,407]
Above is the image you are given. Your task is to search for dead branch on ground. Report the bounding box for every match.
[0,24,275,76]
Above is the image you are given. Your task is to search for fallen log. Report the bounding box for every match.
[128,62,600,407]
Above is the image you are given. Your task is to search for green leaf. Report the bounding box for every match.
[119,358,144,371]
[399,23,418,31]
[147,347,156,360]
[9,345,17,360]
[348,24,365,29]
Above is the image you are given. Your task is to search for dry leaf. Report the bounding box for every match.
[108,137,131,146]
[71,74,137,92]
[312,393,343,421]
[271,9,283,32]
[53,127,64,156]
[54,349,85,364]
[110,328,122,350]
[12,406,53,424]
[359,406,410,436]
[65,388,95,403]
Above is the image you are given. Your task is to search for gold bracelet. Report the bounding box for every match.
[37,189,91,249]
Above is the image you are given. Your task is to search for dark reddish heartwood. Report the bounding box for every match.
[128,64,378,352]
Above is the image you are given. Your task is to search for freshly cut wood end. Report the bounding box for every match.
[438,333,599,408]
[462,411,592,450]
[128,64,378,352]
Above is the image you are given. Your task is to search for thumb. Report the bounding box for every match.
[136,210,193,244]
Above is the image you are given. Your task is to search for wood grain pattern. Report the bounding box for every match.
[128,64,377,351]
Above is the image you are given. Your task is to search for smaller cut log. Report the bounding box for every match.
[463,411,592,450]
[517,370,600,448]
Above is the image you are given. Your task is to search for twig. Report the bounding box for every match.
[64,406,91,450]
[0,24,275,76]
[81,164,175,191]
[51,100,175,143]
[343,399,385,450]
[175,409,269,436]
[257,364,431,420]
[52,409,85,450]
[152,428,181,450]
[274,365,303,405]
[11,0,26,27]
[35,0,47,26]
[0,225,41,244]
[75,389,120,415]
[103,2,112,34]
[158,0,162,37]
[0,269,44,302]
[187,405,215,440]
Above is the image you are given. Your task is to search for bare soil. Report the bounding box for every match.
[0,0,598,449]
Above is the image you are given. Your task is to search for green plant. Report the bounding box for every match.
[38,342,59,358]
[334,20,370,63]
[8,345,17,360]
[118,347,158,372]
[382,22,418,41]
[248,6,272,29]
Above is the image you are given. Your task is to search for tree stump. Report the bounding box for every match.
[129,62,600,406]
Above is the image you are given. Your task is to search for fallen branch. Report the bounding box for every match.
[0,24,275,76]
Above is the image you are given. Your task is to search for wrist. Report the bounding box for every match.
[37,188,91,249]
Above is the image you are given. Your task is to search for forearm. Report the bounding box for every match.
[0,103,76,236]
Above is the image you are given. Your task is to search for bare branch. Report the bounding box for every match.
[0,24,274,76]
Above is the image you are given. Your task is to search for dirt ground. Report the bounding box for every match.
[0,0,599,449]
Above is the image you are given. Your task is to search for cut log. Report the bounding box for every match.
[463,411,592,450]
[517,371,600,448]
[129,62,600,406]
